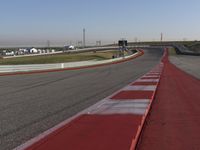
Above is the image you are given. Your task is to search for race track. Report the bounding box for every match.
[0,48,163,150]
[137,50,200,150]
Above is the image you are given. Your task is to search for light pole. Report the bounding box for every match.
[83,28,86,48]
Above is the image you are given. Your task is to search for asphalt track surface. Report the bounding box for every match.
[170,55,200,79]
[0,48,163,150]
[138,51,200,150]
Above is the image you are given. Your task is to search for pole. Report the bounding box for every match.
[83,28,86,48]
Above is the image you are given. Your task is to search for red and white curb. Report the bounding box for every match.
[14,63,164,150]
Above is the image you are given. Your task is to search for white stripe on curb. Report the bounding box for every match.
[143,75,160,78]
[88,99,150,115]
[137,79,159,82]
[122,85,156,91]
[146,73,160,75]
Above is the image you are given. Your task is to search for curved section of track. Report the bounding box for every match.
[0,50,143,76]
[137,50,200,150]
[0,48,163,150]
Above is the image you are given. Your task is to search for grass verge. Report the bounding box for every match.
[168,47,177,56]
[0,50,121,65]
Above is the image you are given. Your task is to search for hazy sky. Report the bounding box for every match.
[0,0,200,47]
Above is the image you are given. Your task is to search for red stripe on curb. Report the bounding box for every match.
[25,114,142,150]
[141,77,160,79]
[111,91,154,100]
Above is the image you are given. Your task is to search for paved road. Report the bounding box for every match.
[170,55,200,79]
[0,48,162,150]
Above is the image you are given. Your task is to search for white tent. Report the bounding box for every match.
[30,48,38,53]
